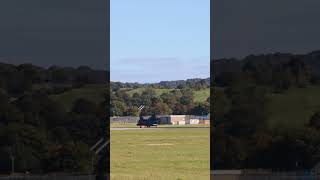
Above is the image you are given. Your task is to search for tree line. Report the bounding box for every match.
[111,78,210,90]
[0,63,108,173]
[212,55,320,170]
[0,63,108,97]
[111,86,210,117]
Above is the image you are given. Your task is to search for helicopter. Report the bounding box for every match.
[137,113,158,128]
[136,105,158,128]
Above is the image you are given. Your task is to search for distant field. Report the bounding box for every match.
[213,85,320,131]
[111,127,210,180]
[193,89,210,102]
[123,88,210,103]
[50,84,107,110]
[267,85,320,130]
[124,88,172,97]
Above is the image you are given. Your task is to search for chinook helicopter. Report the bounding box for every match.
[136,105,158,128]
[137,113,158,128]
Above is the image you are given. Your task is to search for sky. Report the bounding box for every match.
[213,0,320,59]
[2,1,317,82]
[0,0,108,69]
[110,0,210,83]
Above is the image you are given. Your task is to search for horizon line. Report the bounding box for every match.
[111,77,210,84]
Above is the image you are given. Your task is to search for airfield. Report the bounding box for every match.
[110,123,210,180]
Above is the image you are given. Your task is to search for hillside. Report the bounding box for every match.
[267,85,320,131]
[212,51,320,169]
[49,84,210,113]
[0,62,108,173]
[51,84,108,110]
[213,50,320,79]
[48,77,210,113]
[122,87,210,103]
[212,50,320,131]
[193,88,210,102]
[123,88,172,97]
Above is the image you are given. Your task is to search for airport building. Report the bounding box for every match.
[157,115,210,125]
[157,115,186,125]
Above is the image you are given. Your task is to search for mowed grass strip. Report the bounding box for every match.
[111,122,210,128]
[111,128,210,180]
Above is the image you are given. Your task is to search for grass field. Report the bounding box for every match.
[124,88,172,97]
[212,85,320,131]
[267,85,320,130]
[50,84,107,110]
[111,127,210,180]
[193,89,210,102]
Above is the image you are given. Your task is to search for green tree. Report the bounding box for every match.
[225,86,268,137]
[308,111,320,129]
[152,102,172,115]
[180,88,193,105]
[190,102,209,116]
[72,98,98,114]
[111,100,127,116]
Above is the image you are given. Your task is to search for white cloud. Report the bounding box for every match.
[110,57,209,83]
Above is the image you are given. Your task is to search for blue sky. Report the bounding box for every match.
[111,0,210,83]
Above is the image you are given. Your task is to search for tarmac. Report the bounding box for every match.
[111,127,158,131]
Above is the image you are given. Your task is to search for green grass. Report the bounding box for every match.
[212,85,320,131]
[267,85,320,130]
[193,89,210,102]
[50,84,107,110]
[125,88,172,97]
[111,122,138,128]
[111,128,210,180]
[111,122,210,128]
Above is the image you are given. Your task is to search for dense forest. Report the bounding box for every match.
[0,63,108,174]
[110,78,210,117]
[212,51,320,170]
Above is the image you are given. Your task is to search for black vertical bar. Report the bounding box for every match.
[96,0,110,180]
[210,0,214,175]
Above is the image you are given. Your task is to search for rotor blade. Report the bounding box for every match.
[90,138,104,151]
[95,140,110,155]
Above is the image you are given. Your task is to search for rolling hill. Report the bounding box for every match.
[50,85,210,111]
[122,87,210,103]
[267,85,320,131]
[213,50,320,78]
[50,84,107,110]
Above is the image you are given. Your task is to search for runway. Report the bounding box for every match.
[110,127,157,131]
[111,126,209,131]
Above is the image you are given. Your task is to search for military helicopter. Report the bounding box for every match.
[136,105,158,128]
[137,113,158,128]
